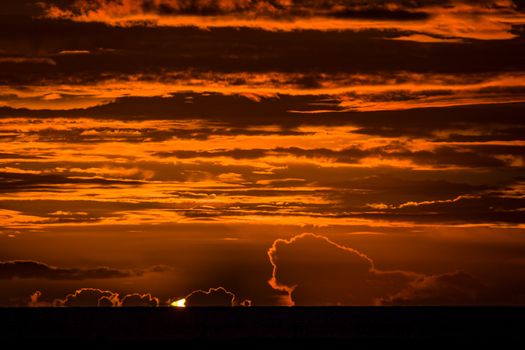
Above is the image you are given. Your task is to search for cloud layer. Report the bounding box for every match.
[42,0,525,40]
[1,0,524,307]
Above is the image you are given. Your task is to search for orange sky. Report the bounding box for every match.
[1,0,525,306]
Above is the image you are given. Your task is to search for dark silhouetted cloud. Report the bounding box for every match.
[382,271,485,305]
[267,233,418,305]
[56,288,120,307]
[266,233,524,306]
[120,293,160,307]
[183,287,236,307]
[52,288,161,307]
[0,260,138,280]
[0,171,144,193]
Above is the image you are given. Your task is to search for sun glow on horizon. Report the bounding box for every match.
[171,298,186,308]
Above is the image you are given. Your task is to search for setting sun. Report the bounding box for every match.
[171,299,186,308]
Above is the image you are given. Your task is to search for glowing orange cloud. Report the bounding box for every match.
[28,291,50,307]
[42,0,525,40]
[2,71,524,112]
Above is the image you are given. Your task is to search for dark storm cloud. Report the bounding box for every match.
[0,260,138,280]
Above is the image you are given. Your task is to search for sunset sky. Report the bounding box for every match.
[1,0,525,307]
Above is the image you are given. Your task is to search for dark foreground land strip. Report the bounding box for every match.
[1,307,524,344]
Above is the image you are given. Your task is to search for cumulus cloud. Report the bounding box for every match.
[51,288,160,307]
[120,293,160,307]
[267,233,418,305]
[28,291,52,307]
[182,287,236,307]
[0,260,138,280]
[56,288,120,307]
[266,233,504,306]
